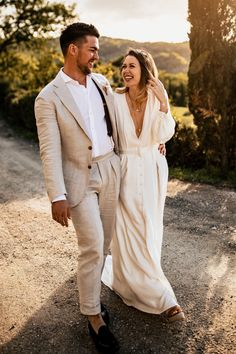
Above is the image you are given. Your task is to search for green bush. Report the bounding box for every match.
[0,43,62,136]
[3,90,39,132]
[167,121,204,169]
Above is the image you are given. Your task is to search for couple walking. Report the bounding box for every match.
[35,22,185,353]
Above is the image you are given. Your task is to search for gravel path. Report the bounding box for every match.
[0,120,235,354]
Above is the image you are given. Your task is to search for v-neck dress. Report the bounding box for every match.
[102,91,178,314]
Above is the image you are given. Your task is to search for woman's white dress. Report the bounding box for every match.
[102,91,178,314]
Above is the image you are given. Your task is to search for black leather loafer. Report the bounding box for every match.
[101,303,110,325]
[88,323,120,353]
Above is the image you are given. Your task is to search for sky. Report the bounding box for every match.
[63,0,190,43]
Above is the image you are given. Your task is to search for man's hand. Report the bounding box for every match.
[158,143,166,156]
[51,200,71,227]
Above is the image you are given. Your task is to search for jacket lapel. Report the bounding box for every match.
[52,72,90,139]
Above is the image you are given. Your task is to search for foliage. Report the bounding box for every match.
[0,0,76,54]
[159,72,188,106]
[188,0,236,174]
[94,61,122,87]
[0,43,63,129]
[171,106,195,129]
[0,0,74,130]
[169,167,236,188]
[166,120,204,170]
[1,0,235,186]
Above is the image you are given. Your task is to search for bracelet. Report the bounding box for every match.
[159,101,168,113]
[160,101,166,107]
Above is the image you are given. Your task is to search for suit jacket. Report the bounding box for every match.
[35,71,119,208]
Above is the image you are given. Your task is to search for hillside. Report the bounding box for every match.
[99,37,190,73]
[49,37,190,74]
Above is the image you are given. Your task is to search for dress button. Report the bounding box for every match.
[88,146,92,150]
[88,165,92,169]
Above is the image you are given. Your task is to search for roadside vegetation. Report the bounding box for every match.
[0,0,235,188]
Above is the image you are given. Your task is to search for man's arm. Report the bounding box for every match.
[35,95,70,226]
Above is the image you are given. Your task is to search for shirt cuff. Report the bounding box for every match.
[52,194,67,203]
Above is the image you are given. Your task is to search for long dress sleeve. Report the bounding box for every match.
[152,90,175,144]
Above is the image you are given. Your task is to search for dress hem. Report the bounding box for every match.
[102,279,177,315]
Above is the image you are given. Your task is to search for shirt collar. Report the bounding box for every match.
[60,68,92,87]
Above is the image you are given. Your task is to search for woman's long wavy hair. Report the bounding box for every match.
[116,48,159,105]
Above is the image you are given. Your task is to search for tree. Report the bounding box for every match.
[188,0,236,173]
[0,0,76,131]
[0,0,76,54]
[159,71,187,106]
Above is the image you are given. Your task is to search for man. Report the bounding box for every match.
[35,22,120,353]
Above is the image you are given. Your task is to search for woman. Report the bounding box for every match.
[102,49,184,322]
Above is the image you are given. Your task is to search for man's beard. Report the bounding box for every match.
[77,60,93,75]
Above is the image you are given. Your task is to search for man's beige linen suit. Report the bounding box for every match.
[35,71,120,315]
[35,72,119,207]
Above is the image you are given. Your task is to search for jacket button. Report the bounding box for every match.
[88,146,92,150]
[88,165,92,169]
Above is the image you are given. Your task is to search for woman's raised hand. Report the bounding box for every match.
[147,76,168,113]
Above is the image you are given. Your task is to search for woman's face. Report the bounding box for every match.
[121,55,142,89]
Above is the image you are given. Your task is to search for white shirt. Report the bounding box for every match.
[52,69,114,202]
[60,69,114,157]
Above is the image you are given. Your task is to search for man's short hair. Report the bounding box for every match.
[60,22,100,56]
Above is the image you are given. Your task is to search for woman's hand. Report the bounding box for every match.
[158,144,166,156]
[148,77,168,113]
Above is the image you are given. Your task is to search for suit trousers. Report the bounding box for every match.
[70,151,120,315]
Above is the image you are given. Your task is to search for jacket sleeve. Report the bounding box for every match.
[35,94,67,202]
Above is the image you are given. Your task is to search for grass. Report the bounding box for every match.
[169,167,236,189]
[170,106,196,129]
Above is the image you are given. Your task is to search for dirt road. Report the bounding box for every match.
[0,119,235,354]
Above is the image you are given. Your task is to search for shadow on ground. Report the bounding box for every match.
[2,238,235,354]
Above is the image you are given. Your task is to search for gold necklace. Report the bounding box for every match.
[126,93,145,136]
[127,93,142,112]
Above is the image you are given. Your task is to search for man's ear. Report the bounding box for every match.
[68,43,78,56]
